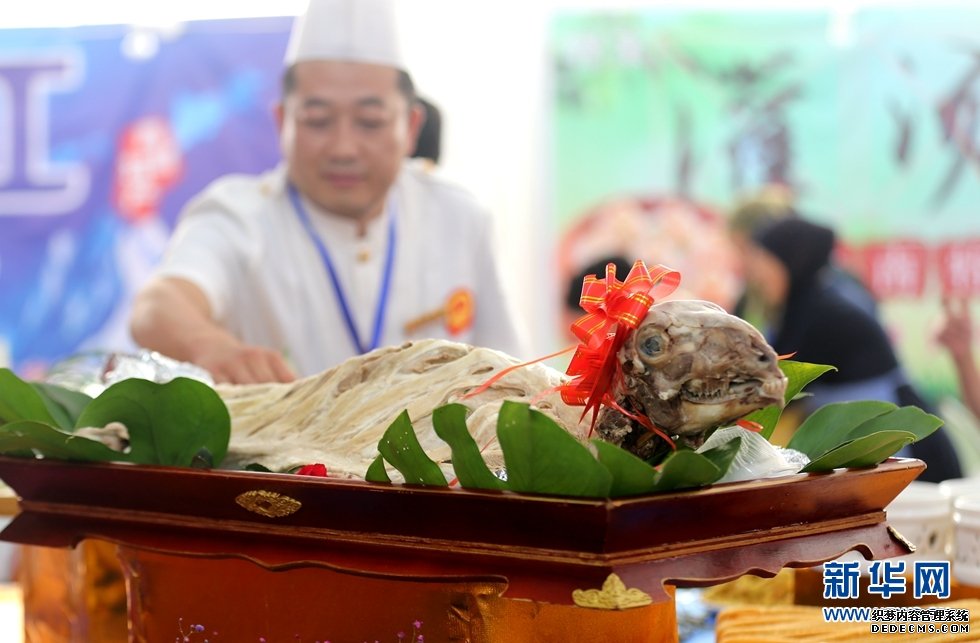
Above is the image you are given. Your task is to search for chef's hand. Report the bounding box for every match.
[131,277,297,385]
[195,339,297,385]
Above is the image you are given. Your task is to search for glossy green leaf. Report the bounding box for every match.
[30,383,93,431]
[76,377,230,467]
[779,361,837,403]
[244,463,273,473]
[0,420,126,461]
[745,360,836,439]
[365,454,391,483]
[376,411,447,487]
[846,406,942,443]
[786,400,895,459]
[0,368,59,426]
[497,401,611,498]
[432,403,504,490]
[591,439,657,496]
[650,450,721,492]
[802,431,917,472]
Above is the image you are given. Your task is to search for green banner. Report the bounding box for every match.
[552,9,980,400]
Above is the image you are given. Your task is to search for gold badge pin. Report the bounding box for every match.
[404,288,474,335]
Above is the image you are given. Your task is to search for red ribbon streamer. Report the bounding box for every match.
[462,344,577,400]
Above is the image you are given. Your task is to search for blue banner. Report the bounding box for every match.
[0,18,292,375]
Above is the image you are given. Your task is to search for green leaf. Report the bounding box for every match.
[431,404,504,490]
[0,420,126,461]
[779,361,837,403]
[0,369,59,426]
[30,383,93,431]
[802,431,917,472]
[592,439,657,497]
[365,454,391,482]
[845,406,942,443]
[786,400,895,459]
[376,411,447,486]
[76,377,230,467]
[244,463,272,473]
[497,401,611,498]
[797,407,940,473]
[650,450,722,492]
[745,360,836,439]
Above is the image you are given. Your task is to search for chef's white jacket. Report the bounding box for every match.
[154,161,527,376]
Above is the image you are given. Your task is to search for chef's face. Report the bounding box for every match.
[276,60,423,221]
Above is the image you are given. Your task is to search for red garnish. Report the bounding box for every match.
[736,419,765,433]
[296,463,328,477]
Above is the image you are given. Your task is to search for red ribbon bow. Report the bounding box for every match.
[561,260,680,432]
[462,259,680,443]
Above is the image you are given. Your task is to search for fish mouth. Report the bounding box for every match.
[681,377,784,405]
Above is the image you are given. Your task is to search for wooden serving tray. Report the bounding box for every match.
[0,455,924,604]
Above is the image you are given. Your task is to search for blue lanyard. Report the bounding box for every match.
[287,184,397,355]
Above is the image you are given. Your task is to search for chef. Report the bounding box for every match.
[130,0,526,384]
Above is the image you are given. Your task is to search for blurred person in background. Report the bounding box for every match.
[728,188,877,333]
[728,186,797,331]
[129,0,524,384]
[742,217,961,482]
[411,96,441,171]
[937,298,980,423]
[727,185,796,257]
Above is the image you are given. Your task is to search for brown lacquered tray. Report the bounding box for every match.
[0,455,924,604]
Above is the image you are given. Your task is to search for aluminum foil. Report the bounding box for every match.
[44,350,213,396]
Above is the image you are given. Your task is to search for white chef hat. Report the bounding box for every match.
[284,0,407,71]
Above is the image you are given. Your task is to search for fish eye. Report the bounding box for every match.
[640,334,663,357]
